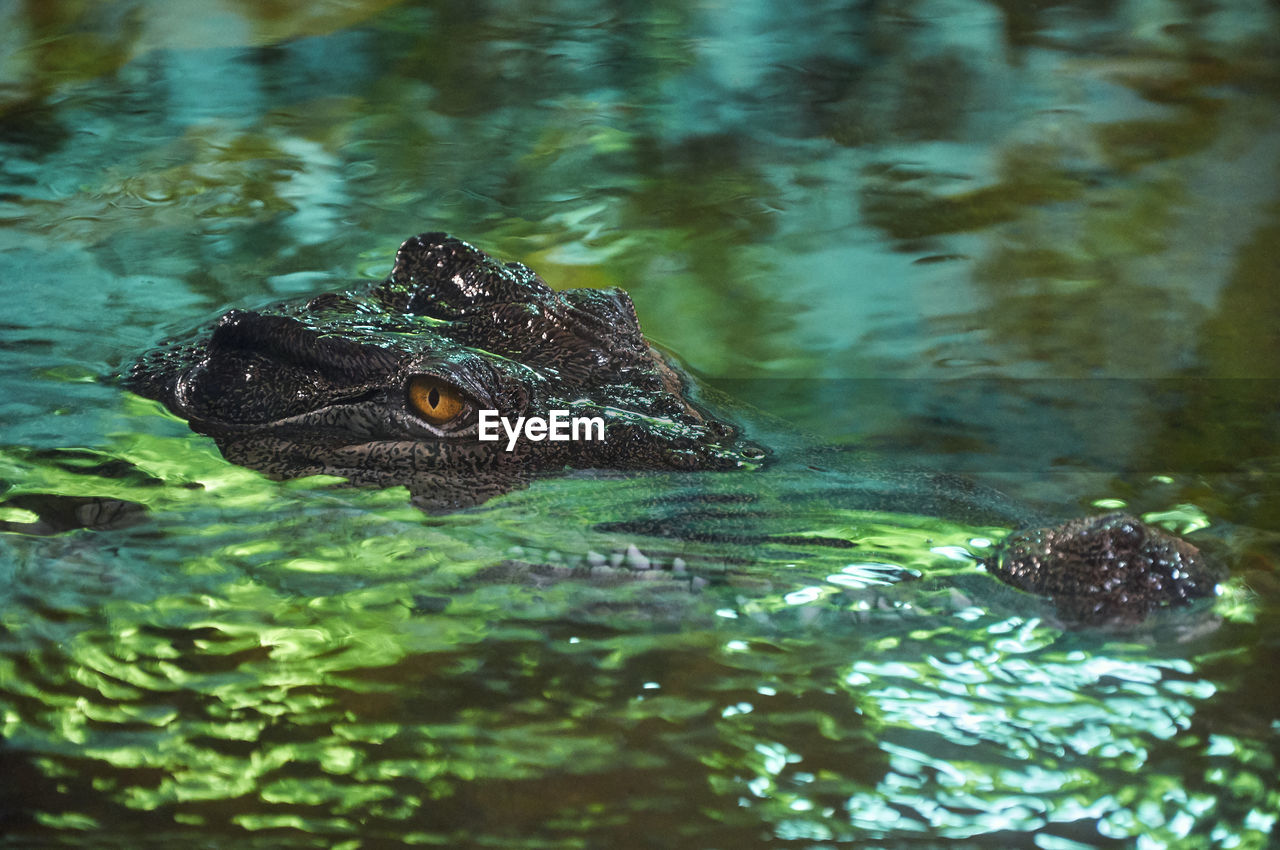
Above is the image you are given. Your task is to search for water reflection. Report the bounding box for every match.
[2,0,1278,846]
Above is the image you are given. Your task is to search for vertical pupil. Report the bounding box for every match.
[428,387,440,409]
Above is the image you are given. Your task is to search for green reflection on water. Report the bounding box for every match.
[3,0,1280,847]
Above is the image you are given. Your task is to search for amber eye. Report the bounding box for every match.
[406,375,468,425]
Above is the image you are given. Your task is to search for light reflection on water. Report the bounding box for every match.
[0,473,1270,846]
[2,0,1279,847]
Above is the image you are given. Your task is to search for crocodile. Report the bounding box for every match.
[124,233,1222,625]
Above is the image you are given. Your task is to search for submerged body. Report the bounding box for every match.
[125,233,1222,625]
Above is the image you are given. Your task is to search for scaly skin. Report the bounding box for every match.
[126,233,757,511]
[989,511,1218,626]
[125,233,1222,623]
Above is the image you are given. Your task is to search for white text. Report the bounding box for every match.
[477,410,605,451]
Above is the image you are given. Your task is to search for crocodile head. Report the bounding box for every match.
[125,233,759,510]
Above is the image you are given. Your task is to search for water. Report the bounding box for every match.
[2,1,1279,846]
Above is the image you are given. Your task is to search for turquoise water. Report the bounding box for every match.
[2,1,1279,847]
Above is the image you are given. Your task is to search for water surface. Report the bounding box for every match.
[2,1,1279,847]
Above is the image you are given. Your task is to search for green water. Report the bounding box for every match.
[2,1,1279,847]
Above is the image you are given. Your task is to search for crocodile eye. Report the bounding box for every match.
[406,375,468,425]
